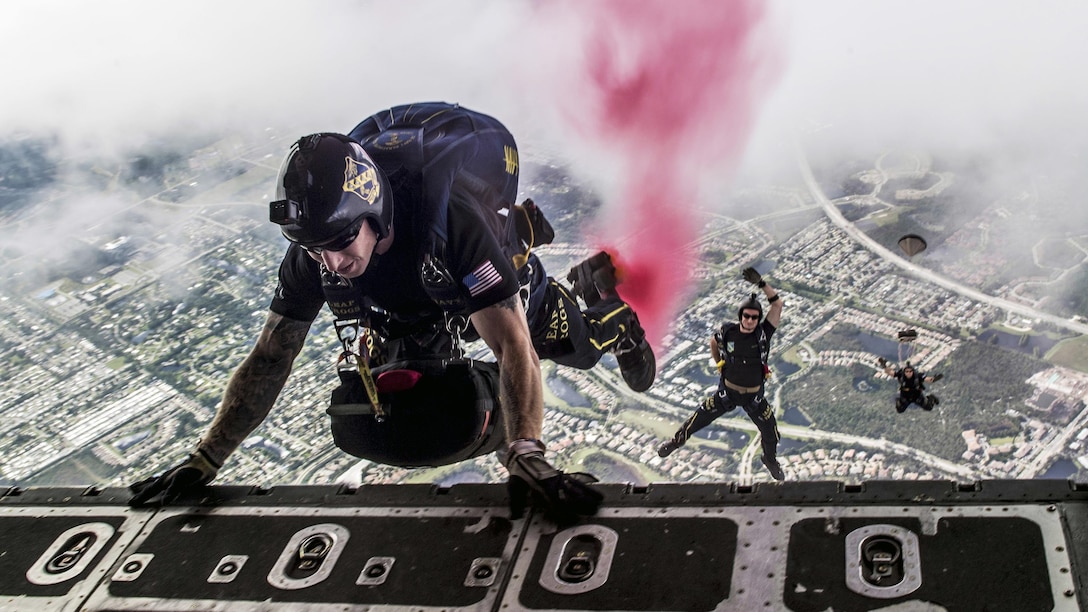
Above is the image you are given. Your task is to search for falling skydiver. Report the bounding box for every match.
[877,358,943,413]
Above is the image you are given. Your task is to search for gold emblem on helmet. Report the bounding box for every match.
[343,157,380,205]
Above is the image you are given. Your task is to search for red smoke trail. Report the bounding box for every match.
[540,0,778,348]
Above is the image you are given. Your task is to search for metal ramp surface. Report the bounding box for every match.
[0,479,1085,611]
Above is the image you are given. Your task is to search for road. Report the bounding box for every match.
[1017,401,1088,478]
[793,141,1088,337]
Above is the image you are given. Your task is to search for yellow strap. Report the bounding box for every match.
[356,360,384,418]
[510,204,533,269]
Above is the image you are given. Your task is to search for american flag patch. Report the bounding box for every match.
[463,260,502,297]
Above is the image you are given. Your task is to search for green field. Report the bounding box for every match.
[1047,336,1088,374]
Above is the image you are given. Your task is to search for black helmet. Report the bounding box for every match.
[269,133,393,249]
[737,293,763,322]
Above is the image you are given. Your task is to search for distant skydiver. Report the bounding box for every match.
[657,267,786,481]
[897,234,927,259]
[877,358,943,413]
[128,102,656,522]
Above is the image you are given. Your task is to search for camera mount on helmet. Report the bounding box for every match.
[269,133,393,249]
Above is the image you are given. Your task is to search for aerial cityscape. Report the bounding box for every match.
[1,1,1087,497]
[0,122,1085,491]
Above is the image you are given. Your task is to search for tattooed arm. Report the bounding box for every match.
[197,311,312,466]
[474,294,603,519]
[469,295,543,442]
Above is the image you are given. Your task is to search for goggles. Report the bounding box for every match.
[299,219,365,254]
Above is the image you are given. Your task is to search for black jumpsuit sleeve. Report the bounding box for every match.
[269,245,326,322]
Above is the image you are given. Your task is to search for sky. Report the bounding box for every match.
[3,0,1088,340]
[5,1,1084,165]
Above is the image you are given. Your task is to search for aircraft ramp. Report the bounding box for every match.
[1,479,1085,611]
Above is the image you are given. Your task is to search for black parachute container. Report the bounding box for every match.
[897,234,927,258]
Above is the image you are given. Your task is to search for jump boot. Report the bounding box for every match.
[761,454,785,481]
[658,438,683,458]
[567,251,656,392]
[614,312,656,392]
[923,394,939,411]
[566,251,618,308]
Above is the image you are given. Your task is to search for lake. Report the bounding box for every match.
[547,376,592,408]
[1039,458,1081,480]
[977,329,1063,357]
[778,438,808,454]
[681,362,719,386]
[781,405,812,427]
[584,452,646,485]
[774,361,800,377]
[693,425,750,448]
[438,468,490,487]
[855,331,903,361]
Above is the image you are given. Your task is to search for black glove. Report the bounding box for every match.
[520,198,555,246]
[877,357,888,368]
[505,439,602,522]
[742,267,765,287]
[931,373,943,382]
[128,448,220,507]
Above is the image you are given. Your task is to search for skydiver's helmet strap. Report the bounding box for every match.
[269,133,393,248]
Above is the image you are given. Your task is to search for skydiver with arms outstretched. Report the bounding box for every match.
[657,267,786,481]
[877,358,942,413]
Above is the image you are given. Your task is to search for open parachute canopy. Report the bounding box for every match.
[897,234,927,258]
[897,328,918,362]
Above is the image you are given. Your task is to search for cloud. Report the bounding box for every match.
[1,0,532,148]
[6,0,1084,178]
[3,0,1085,305]
[744,0,1088,169]
[0,0,539,282]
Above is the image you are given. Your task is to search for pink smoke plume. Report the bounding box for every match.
[537,0,780,348]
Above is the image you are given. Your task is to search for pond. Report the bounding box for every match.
[977,329,1063,357]
[438,468,490,487]
[855,331,903,361]
[852,375,880,392]
[774,361,800,377]
[1039,458,1081,480]
[692,425,750,449]
[778,438,808,454]
[115,430,151,451]
[781,406,812,427]
[681,362,719,386]
[546,376,592,408]
[753,259,777,275]
[584,453,646,485]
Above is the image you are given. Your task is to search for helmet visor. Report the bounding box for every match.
[296,218,366,254]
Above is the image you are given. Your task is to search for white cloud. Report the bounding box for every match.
[746,0,1088,165]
